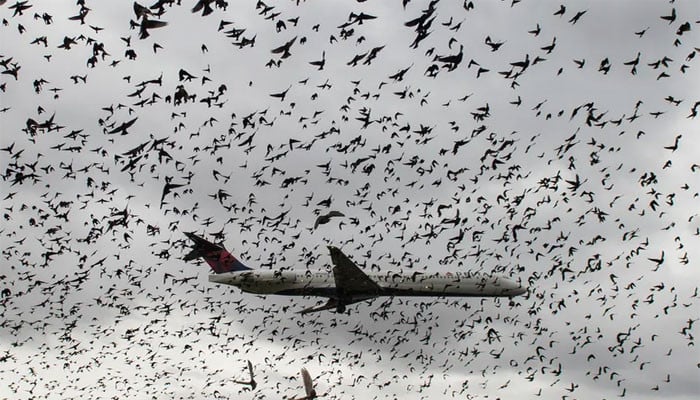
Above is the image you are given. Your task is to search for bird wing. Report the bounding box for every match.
[301,368,314,397]
[271,36,296,53]
[247,360,254,379]
[142,19,168,29]
[313,216,326,230]
[191,0,205,13]
[133,2,150,18]
[122,117,138,129]
[107,117,137,134]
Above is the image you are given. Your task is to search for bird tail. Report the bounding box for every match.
[183,232,251,273]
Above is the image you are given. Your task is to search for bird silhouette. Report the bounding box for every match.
[271,36,297,59]
[314,211,344,229]
[232,360,257,391]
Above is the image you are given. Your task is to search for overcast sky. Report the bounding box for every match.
[1,0,699,399]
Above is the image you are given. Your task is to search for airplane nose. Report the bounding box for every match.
[499,278,526,296]
[507,281,526,296]
[511,285,527,296]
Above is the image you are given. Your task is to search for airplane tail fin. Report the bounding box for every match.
[184,232,251,273]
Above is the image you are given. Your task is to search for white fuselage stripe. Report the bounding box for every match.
[208,270,525,298]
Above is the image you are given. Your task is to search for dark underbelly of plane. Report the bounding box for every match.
[271,287,505,298]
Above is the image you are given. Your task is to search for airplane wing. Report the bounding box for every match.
[298,247,382,314]
[299,298,338,314]
[327,246,382,295]
[298,296,377,315]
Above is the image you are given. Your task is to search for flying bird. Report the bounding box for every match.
[314,211,344,229]
[290,367,317,400]
[232,360,257,391]
[271,36,297,59]
[136,16,168,39]
[107,117,138,135]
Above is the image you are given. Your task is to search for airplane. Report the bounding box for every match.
[184,232,527,314]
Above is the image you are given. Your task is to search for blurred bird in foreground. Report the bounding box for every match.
[232,360,256,391]
[290,367,316,400]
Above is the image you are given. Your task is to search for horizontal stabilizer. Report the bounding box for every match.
[184,232,251,273]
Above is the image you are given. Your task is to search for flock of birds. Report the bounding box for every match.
[1,0,699,399]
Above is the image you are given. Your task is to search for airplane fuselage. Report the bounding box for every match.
[209,270,526,299]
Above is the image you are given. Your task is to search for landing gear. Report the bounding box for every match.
[336,286,348,313]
